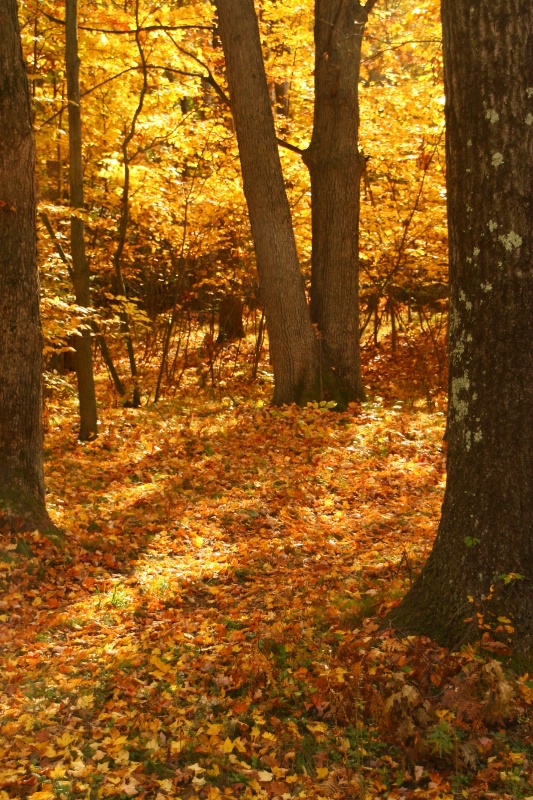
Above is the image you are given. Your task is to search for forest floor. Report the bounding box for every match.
[1,337,532,800]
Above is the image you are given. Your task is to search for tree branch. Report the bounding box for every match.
[363,0,379,14]
[28,5,212,34]
[38,64,206,129]
[40,212,73,278]
[158,23,231,106]
[276,137,306,156]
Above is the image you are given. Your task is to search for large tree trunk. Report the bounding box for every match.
[66,0,98,440]
[389,0,533,653]
[0,0,48,526]
[216,0,322,405]
[303,0,375,404]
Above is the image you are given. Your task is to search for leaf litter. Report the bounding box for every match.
[1,344,532,800]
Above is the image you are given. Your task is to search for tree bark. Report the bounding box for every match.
[66,0,98,440]
[216,0,322,405]
[0,0,48,526]
[389,0,533,653]
[303,0,374,404]
[217,295,245,344]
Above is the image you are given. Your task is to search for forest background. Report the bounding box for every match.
[1,2,532,800]
[33,0,447,403]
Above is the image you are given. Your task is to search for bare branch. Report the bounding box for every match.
[28,4,212,34]
[276,137,305,156]
[37,65,206,129]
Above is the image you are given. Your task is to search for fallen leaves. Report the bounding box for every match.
[0,349,531,800]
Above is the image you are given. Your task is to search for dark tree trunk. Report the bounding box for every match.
[66,0,98,440]
[303,0,375,404]
[0,0,48,526]
[216,295,245,344]
[389,0,533,654]
[216,0,322,405]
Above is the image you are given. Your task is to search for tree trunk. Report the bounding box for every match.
[217,295,245,344]
[0,0,48,526]
[216,0,322,406]
[66,0,98,440]
[110,0,147,409]
[389,0,533,654]
[303,0,374,404]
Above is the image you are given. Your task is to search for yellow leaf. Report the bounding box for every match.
[145,737,159,751]
[258,770,273,782]
[272,766,287,778]
[149,655,172,674]
[29,792,55,800]
[77,694,94,708]
[335,667,346,683]
[316,767,329,779]
[157,779,173,791]
[262,731,276,741]
[69,759,86,777]
[251,726,260,739]
[114,749,130,765]
[307,722,327,734]
[56,732,73,747]
[206,724,222,735]
[170,739,186,753]
[222,737,234,753]
[50,765,67,779]
[193,535,203,547]
[286,775,298,784]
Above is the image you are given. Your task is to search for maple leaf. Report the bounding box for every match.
[69,759,86,777]
[120,778,139,796]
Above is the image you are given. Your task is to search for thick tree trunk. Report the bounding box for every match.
[389,0,533,653]
[216,0,322,405]
[303,0,374,404]
[66,0,98,440]
[0,0,48,526]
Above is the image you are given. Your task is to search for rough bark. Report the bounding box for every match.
[0,0,48,525]
[66,0,98,440]
[216,0,322,405]
[303,0,375,404]
[389,0,533,654]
